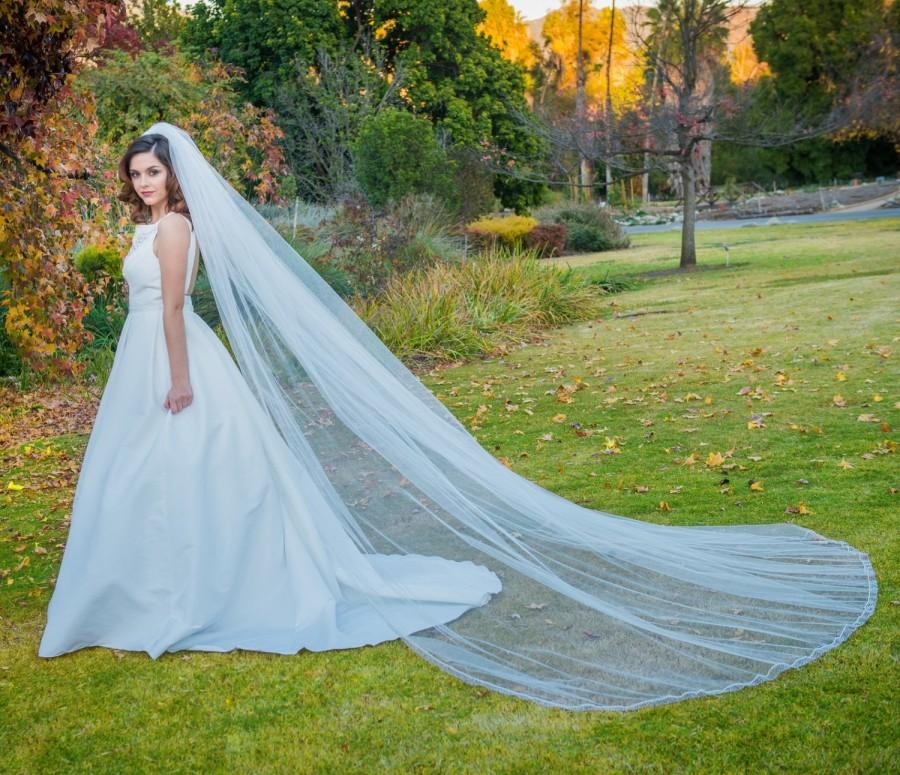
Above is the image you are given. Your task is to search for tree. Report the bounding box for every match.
[500,0,892,270]
[642,0,732,266]
[127,0,188,52]
[79,49,289,203]
[0,0,137,377]
[477,0,537,74]
[182,0,546,210]
[526,1,641,201]
[540,0,639,108]
[366,0,546,210]
[272,44,408,203]
[747,0,899,183]
[180,0,346,105]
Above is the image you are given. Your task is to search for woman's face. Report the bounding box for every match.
[128,151,170,208]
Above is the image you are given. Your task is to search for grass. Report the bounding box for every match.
[1,218,897,773]
[352,244,607,364]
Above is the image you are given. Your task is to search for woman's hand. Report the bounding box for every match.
[164,381,193,414]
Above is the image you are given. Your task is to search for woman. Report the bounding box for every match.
[38,123,877,712]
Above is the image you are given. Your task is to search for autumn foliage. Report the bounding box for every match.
[0,1,132,378]
[0,2,289,379]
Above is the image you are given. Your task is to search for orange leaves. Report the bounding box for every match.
[738,385,769,400]
[774,371,792,386]
[681,452,699,466]
[747,414,767,429]
[556,384,577,404]
[1,80,107,377]
[467,404,489,431]
[603,436,623,454]
[705,451,726,467]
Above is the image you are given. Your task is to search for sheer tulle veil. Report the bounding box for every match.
[141,121,877,711]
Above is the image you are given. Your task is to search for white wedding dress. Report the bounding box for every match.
[38,212,502,659]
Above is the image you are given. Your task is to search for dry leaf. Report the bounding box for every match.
[706,451,725,467]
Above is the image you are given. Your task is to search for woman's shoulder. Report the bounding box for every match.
[156,211,193,234]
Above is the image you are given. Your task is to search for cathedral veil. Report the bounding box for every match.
[142,121,876,711]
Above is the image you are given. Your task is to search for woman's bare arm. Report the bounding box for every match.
[155,216,193,413]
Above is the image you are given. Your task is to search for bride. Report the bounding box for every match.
[38,122,877,712]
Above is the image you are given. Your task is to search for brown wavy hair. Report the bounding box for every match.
[117,133,192,225]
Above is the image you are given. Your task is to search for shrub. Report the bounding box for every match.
[535,203,630,253]
[81,295,126,351]
[74,243,122,280]
[523,223,567,257]
[351,108,455,208]
[0,271,22,378]
[721,176,742,204]
[316,192,462,297]
[466,214,538,250]
[352,243,607,364]
[447,145,499,223]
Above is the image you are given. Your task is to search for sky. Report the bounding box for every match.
[510,1,642,20]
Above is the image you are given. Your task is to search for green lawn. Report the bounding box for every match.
[1,218,897,773]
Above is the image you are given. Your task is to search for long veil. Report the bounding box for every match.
[143,121,876,711]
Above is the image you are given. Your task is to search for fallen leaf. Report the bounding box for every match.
[706,451,725,467]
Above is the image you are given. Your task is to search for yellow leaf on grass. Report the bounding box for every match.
[749,480,764,491]
[706,451,725,467]
[6,481,24,491]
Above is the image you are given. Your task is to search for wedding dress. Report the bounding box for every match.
[37,122,877,712]
[38,211,502,660]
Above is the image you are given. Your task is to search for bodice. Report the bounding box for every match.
[123,213,199,314]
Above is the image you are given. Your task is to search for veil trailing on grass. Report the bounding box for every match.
[145,121,876,711]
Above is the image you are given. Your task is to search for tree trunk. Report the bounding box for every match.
[642,144,650,204]
[604,0,616,191]
[576,0,591,202]
[680,159,697,269]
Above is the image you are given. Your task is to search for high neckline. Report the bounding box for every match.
[137,212,172,227]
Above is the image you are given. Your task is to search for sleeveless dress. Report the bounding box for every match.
[38,212,501,659]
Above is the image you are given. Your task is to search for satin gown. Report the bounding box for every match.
[38,212,501,659]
